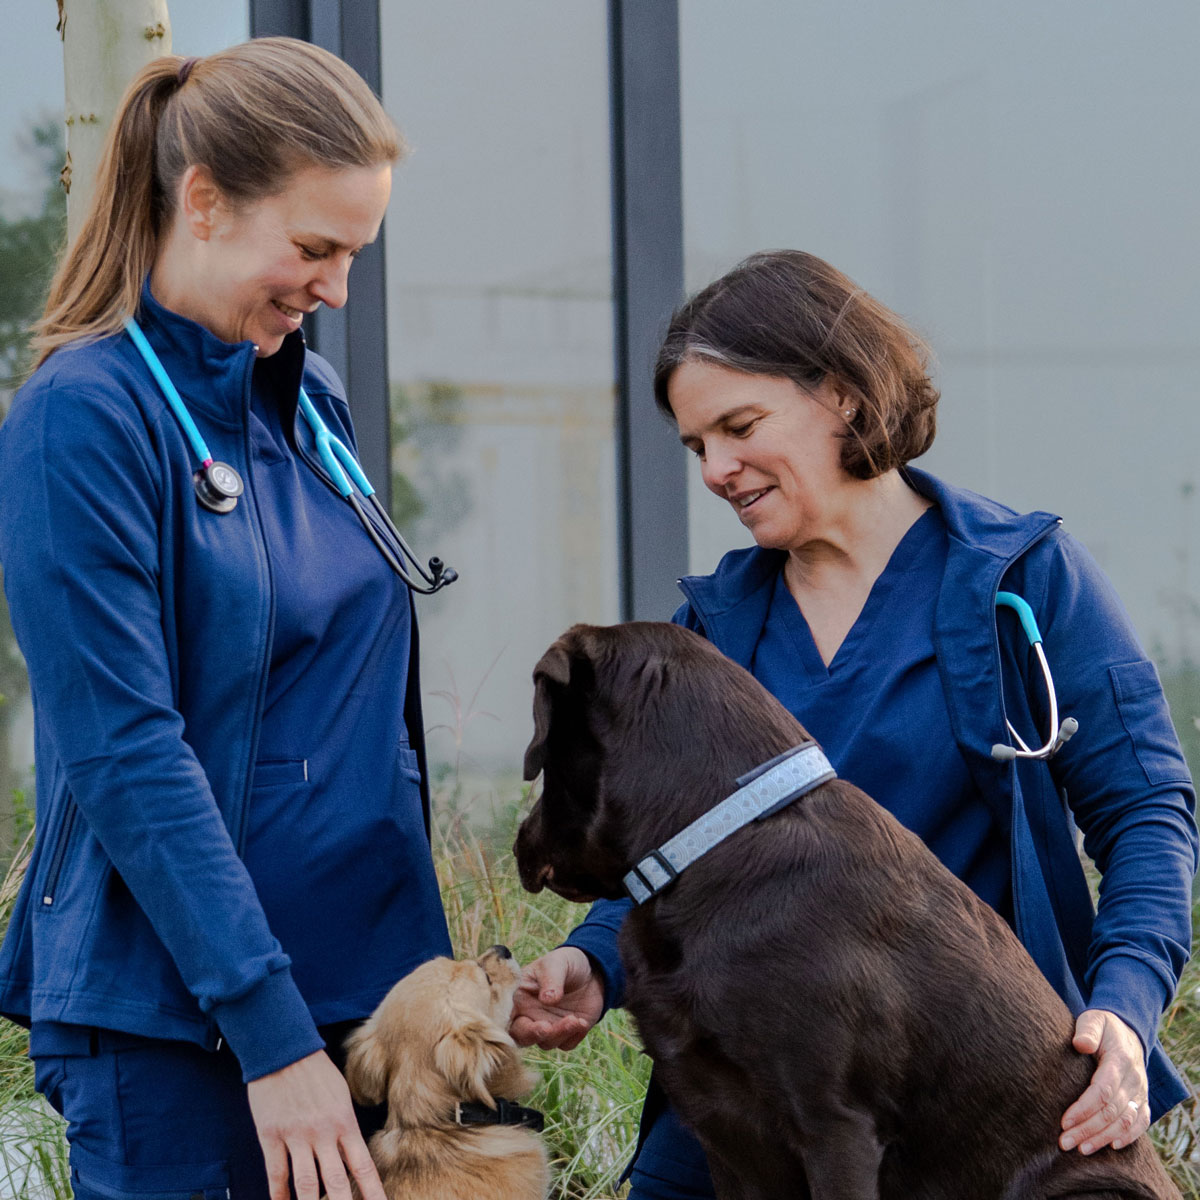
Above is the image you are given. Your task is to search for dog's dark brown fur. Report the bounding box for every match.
[513,622,1181,1200]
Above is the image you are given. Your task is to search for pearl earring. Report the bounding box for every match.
[843,406,857,420]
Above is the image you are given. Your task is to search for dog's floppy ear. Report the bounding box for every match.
[434,1020,519,1107]
[523,640,572,781]
[343,1022,389,1106]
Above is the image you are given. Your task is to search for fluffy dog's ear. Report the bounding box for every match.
[434,1021,518,1106]
[343,1022,389,1106]
[524,641,572,781]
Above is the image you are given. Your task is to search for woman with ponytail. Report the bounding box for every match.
[0,38,452,1200]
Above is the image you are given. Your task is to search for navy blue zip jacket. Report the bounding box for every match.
[0,288,447,1081]
[568,468,1197,1117]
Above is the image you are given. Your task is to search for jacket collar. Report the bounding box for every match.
[676,467,1064,822]
[905,467,1062,789]
[133,278,306,430]
[676,467,1062,676]
[901,466,1060,563]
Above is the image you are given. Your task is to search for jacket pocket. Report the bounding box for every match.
[252,758,309,788]
[39,798,79,911]
[397,744,421,786]
[1110,660,1192,786]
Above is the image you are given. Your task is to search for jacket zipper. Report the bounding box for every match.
[40,801,78,907]
[233,352,272,857]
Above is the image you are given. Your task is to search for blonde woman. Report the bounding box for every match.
[0,39,451,1200]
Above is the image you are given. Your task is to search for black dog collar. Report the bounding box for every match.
[455,1098,545,1133]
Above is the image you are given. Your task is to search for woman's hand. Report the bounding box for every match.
[509,946,604,1050]
[246,1049,386,1200]
[1059,1009,1150,1154]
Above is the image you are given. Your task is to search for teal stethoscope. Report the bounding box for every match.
[124,317,457,595]
[991,591,1078,762]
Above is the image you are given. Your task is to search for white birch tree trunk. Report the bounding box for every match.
[57,0,172,244]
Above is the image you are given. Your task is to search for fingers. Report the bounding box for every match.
[1060,1090,1150,1154]
[343,1133,387,1200]
[1071,1009,1104,1055]
[518,949,572,1003]
[247,1050,385,1199]
[261,1138,292,1200]
[279,1134,384,1200]
[309,1132,385,1200]
[1060,1010,1149,1154]
[510,947,602,1048]
[510,1011,592,1050]
[286,1143,322,1200]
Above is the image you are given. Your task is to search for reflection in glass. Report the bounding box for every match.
[381,3,616,783]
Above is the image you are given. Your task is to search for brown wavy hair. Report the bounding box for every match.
[653,250,940,479]
[32,37,405,368]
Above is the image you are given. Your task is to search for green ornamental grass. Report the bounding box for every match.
[0,792,1197,1198]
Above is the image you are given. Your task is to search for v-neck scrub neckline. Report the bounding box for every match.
[750,503,1012,917]
[774,506,942,682]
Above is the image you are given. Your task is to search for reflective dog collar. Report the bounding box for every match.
[622,741,836,904]
[455,1098,545,1132]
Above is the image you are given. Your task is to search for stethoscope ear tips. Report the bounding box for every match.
[427,558,458,589]
[194,461,244,514]
[991,744,1018,763]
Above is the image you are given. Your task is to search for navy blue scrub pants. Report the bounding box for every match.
[625,1089,717,1200]
[32,1022,384,1200]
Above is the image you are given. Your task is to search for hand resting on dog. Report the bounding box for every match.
[511,951,1153,1158]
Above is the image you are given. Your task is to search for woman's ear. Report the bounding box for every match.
[176,163,224,242]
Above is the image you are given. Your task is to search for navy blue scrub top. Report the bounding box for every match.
[750,505,1012,919]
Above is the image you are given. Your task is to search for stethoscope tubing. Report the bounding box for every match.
[294,385,451,592]
[124,318,215,468]
[993,591,1078,762]
[123,317,455,595]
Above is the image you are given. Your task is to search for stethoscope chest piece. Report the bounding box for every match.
[194,461,244,514]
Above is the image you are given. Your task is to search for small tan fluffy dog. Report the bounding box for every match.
[344,946,549,1200]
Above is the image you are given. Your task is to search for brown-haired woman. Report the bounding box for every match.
[0,39,453,1200]
[513,250,1197,1198]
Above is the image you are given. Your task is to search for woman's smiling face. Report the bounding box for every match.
[669,357,855,552]
[175,161,392,357]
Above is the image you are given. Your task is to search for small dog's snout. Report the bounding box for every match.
[489,944,513,960]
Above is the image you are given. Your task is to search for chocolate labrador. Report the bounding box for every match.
[513,621,1181,1200]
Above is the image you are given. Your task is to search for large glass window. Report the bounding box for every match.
[679,1,1200,769]
[381,3,616,782]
